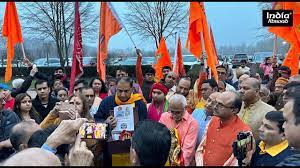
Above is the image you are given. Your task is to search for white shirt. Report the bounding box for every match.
[238,66,250,74]
[225,83,236,91]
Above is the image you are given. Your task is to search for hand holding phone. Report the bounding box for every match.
[58,102,77,120]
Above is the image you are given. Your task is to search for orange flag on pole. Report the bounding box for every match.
[268,2,300,75]
[98,2,123,81]
[2,2,23,83]
[185,2,204,59]
[197,2,218,81]
[153,37,173,81]
[268,2,300,49]
[174,36,186,78]
[282,46,300,76]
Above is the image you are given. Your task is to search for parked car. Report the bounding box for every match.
[252,52,273,64]
[182,55,200,66]
[33,58,61,67]
[231,53,248,68]
[83,57,97,66]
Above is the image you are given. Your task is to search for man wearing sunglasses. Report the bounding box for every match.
[216,65,236,92]
[195,91,251,166]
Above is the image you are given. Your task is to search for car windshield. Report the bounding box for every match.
[183,56,197,62]
[34,59,45,64]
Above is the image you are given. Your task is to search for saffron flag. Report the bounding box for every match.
[185,2,218,81]
[282,46,300,76]
[269,2,300,49]
[185,2,204,59]
[174,36,186,78]
[269,2,300,75]
[153,37,173,81]
[2,2,23,82]
[98,2,123,81]
[198,2,218,81]
[69,2,84,95]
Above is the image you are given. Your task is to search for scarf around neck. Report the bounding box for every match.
[115,93,143,106]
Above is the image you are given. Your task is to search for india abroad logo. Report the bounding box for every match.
[263,10,293,27]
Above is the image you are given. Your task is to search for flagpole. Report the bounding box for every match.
[173,32,178,72]
[20,43,26,59]
[106,2,137,49]
[123,25,137,49]
[200,32,211,79]
[273,35,277,59]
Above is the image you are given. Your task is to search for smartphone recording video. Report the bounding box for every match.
[58,102,77,120]
[79,122,109,140]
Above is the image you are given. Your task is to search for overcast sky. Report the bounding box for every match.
[0,2,266,51]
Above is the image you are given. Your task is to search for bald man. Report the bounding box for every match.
[239,77,275,139]
[159,94,198,166]
[238,74,250,89]
[259,85,270,103]
[10,120,41,152]
[2,148,61,166]
[195,91,251,166]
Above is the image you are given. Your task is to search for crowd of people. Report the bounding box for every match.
[0,52,300,166]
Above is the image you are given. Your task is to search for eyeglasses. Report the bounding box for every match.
[215,102,234,109]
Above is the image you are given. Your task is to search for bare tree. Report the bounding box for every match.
[256,2,273,39]
[19,2,99,68]
[124,2,188,49]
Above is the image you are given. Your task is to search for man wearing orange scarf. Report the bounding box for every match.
[94,76,148,166]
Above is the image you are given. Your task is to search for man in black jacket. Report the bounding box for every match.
[277,84,300,166]
[11,66,39,98]
[32,80,59,120]
[94,76,148,166]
